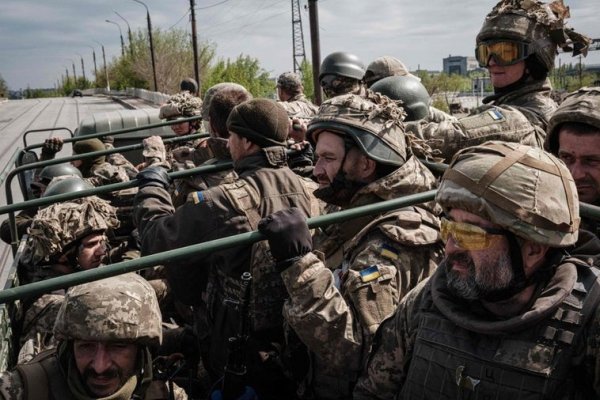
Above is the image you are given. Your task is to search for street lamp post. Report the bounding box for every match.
[114,10,134,57]
[68,59,77,83]
[133,0,158,92]
[85,45,98,85]
[75,52,86,83]
[106,19,125,57]
[93,40,111,92]
[64,67,70,85]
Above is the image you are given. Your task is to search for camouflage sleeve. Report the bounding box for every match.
[353,279,428,400]
[405,105,543,162]
[0,208,36,245]
[90,163,130,185]
[0,370,25,400]
[281,232,440,373]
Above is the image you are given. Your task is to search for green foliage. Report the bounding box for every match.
[299,60,315,102]
[202,55,273,98]
[415,71,471,114]
[551,62,599,92]
[0,73,7,97]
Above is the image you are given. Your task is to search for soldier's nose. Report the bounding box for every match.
[90,344,112,373]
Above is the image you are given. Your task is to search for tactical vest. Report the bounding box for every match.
[400,260,600,400]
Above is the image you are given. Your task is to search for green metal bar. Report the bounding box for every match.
[20,115,201,154]
[22,127,73,148]
[0,190,437,304]
[581,203,600,221]
[0,149,22,188]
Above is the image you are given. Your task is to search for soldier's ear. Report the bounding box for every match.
[521,240,550,275]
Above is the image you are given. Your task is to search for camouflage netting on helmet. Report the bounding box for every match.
[545,87,600,153]
[54,273,162,347]
[436,141,579,247]
[477,0,590,71]
[159,91,203,120]
[308,93,408,166]
[25,196,119,265]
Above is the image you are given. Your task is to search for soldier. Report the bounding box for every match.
[133,98,320,398]
[201,82,247,134]
[405,0,590,162]
[180,77,199,96]
[319,51,367,98]
[71,138,130,186]
[0,273,186,400]
[546,87,600,237]
[354,141,600,399]
[258,93,443,398]
[370,75,432,122]
[17,194,120,363]
[0,163,82,245]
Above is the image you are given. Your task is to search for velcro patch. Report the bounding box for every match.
[487,109,504,121]
[360,265,381,283]
[192,191,205,204]
[380,244,399,261]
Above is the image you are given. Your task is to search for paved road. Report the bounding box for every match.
[0,94,150,267]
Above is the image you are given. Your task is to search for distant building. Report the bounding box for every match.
[443,55,479,75]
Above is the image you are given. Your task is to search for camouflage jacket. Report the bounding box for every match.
[17,294,63,364]
[354,257,600,399]
[406,79,556,161]
[281,156,444,398]
[277,94,319,119]
[84,161,131,187]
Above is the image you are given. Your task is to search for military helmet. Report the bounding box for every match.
[25,195,119,265]
[180,77,198,94]
[319,52,366,81]
[476,0,590,72]
[307,94,407,166]
[54,273,162,347]
[363,56,412,87]
[277,72,303,94]
[545,87,600,154]
[42,176,93,198]
[38,163,82,185]
[436,141,579,247]
[159,91,203,120]
[370,76,431,122]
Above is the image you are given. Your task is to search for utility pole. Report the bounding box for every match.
[76,53,86,83]
[94,40,110,92]
[114,11,134,57]
[86,45,98,85]
[65,68,70,85]
[190,0,200,88]
[291,0,307,75]
[133,0,158,92]
[308,0,322,105]
[106,19,125,57]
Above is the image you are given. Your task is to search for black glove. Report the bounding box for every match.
[258,207,312,267]
[41,137,64,156]
[136,166,170,190]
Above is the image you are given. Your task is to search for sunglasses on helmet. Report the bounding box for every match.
[475,40,530,68]
[440,217,506,250]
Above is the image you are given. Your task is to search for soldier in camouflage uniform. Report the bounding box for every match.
[258,93,444,399]
[276,71,318,135]
[362,56,418,88]
[71,138,131,187]
[545,87,600,237]
[405,0,590,162]
[0,273,187,400]
[319,52,367,99]
[354,141,600,399]
[133,98,320,399]
[17,195,120,364]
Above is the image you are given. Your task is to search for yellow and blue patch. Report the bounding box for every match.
[360,265,381,283]
[192,191,205,204]
[380,244,399,261]
[487,109,504,121]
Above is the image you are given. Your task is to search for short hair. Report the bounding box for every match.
[208,87,253,138]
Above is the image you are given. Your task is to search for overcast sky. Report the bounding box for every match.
[1,0,599,90]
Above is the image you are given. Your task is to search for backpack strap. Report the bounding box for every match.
[16,361,49,400]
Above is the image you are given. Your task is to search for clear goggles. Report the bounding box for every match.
[440,217,506,250]
[475,40,530,68]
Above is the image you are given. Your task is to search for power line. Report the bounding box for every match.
[168,7,191,30]
[195,0,232,10]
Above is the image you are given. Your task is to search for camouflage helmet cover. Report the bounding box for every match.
[436,141,579,247]
[364,56,413,87]
[159,91,203,120]
[54,273,162,347]
[25,195,119,265]
[476,0,591,71]
[277,72,303,93]
[307,93,407,166]
[545,86,600,154]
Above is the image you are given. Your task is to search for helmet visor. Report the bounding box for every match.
[475,41,530,68]
[440,218,506,250]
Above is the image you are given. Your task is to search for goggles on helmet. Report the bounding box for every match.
[440,217,506,250]
[475,40,530,68]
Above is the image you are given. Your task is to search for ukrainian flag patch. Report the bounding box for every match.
[488,109,504,121]
[360,265,381,283]
[192,191,205,204]
[380,244,399,261]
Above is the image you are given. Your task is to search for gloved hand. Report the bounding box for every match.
[258,207,312,267]
[101,135,115,147]
[41,137,64,157]
[211,386,257,400]
[135,166,170,190]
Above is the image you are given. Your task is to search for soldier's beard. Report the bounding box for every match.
[313,171,366,207]
[445,251,515,301]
